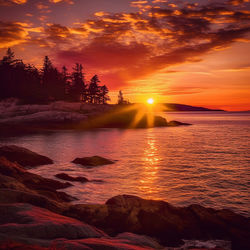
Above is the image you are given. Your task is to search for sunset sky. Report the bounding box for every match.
[0,0,250,110]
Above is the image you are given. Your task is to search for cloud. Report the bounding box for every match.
[162,86,206,96]
[45,24,71,42]
[11,0,27,3]
[53,1,250,89]
[36,3,49,10]
[0,0,27,5]
[0,21,29,48]
[49,0,74,4]
[228,0,250,6]
[1,0,250,91]
[57,40,150,88]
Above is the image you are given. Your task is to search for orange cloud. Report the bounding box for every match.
[49,1,250,91]
[0,0,27,5]
[49,0,74,4]
[12,0,27,3]
[0,21,29,48]
[228,0,250,6]
[1,0,249,109]
[36,3,49,10]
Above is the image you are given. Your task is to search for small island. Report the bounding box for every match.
[0,50,191,135]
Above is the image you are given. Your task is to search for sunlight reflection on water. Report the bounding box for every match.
[139,132,160,194]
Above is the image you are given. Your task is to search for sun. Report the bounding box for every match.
[147,98,154,105]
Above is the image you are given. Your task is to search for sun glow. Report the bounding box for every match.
[147,98,154,105]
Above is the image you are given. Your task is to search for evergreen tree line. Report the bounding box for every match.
[0,48,110,104]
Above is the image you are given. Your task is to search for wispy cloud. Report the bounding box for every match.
[0,0,250,91]
[0,0,27,5]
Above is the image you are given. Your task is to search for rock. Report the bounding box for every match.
[64,195,250,249]
[0,189,65,214]
[0,157,76,205]
[0,156,71,190]
[116,232,163,249]
[72,156,114,167]
[51,237,158,250]
[0,145,53,168]
[0,203,106,240]
[82,108,168,129]
[0,203,160,250]
[167,120,191,126]
[0,240,49,250]
[0,235,158,250]
[0,173,31,193]
[55,173,89,183]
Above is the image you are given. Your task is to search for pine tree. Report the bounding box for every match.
[89,75,100,104]
[41,56,65,101]
[70,63,87,101]
[118,90,124,104]
[100,85,110,104]
[2,48,15,65]
[62,66,70,99]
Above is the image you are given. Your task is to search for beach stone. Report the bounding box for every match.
[0,189,65,214]
[0,234,159,250]
[116,232,163,249]
[51,237,158,250]
[0,203,160,250]
[0,145,53,168]
[65,195,250,249]
[72,156,114,167]
[0,203,106,240]
[0,157,72,190]
[55,173,89,183]
[0,157,76,206]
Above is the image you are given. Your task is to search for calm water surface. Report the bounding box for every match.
[1,112,249,216]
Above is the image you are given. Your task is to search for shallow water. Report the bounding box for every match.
[0,111,249,216]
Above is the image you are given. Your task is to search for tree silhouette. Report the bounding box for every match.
[89,75,100,104]
[41,56,65,101]
[0,48,110,104]
[69,63,87,102]
[118,90,124,104]
[2,48,15,65]
[117,90,129,104]
[62,66,70,99]
[100,85,110,104]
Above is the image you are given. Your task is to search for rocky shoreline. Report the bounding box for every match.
[0,145,249,250]
[0,102,191,136]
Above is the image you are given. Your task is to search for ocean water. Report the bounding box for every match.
[0,111,249,216]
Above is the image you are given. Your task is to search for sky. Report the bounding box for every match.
[0,0,250,110]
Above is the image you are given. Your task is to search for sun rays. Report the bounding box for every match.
[79,99,167,129]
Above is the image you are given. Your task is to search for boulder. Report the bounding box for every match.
[55,173,89,183]
[0,145,53,168]
[50,237,158,250]
[0,203,106,240]
[64,195,250,249]
[116,232,162,249]
[72,156,114,167]
[0,157,76,205]
[167,120,191,126]
[0,203,160,250]
[0,189,65,214]
[0,240,48,250]
[0,156,71,190]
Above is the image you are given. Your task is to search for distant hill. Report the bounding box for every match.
[162,103,224,112]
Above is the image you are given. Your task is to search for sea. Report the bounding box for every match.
[0,111,249,216]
